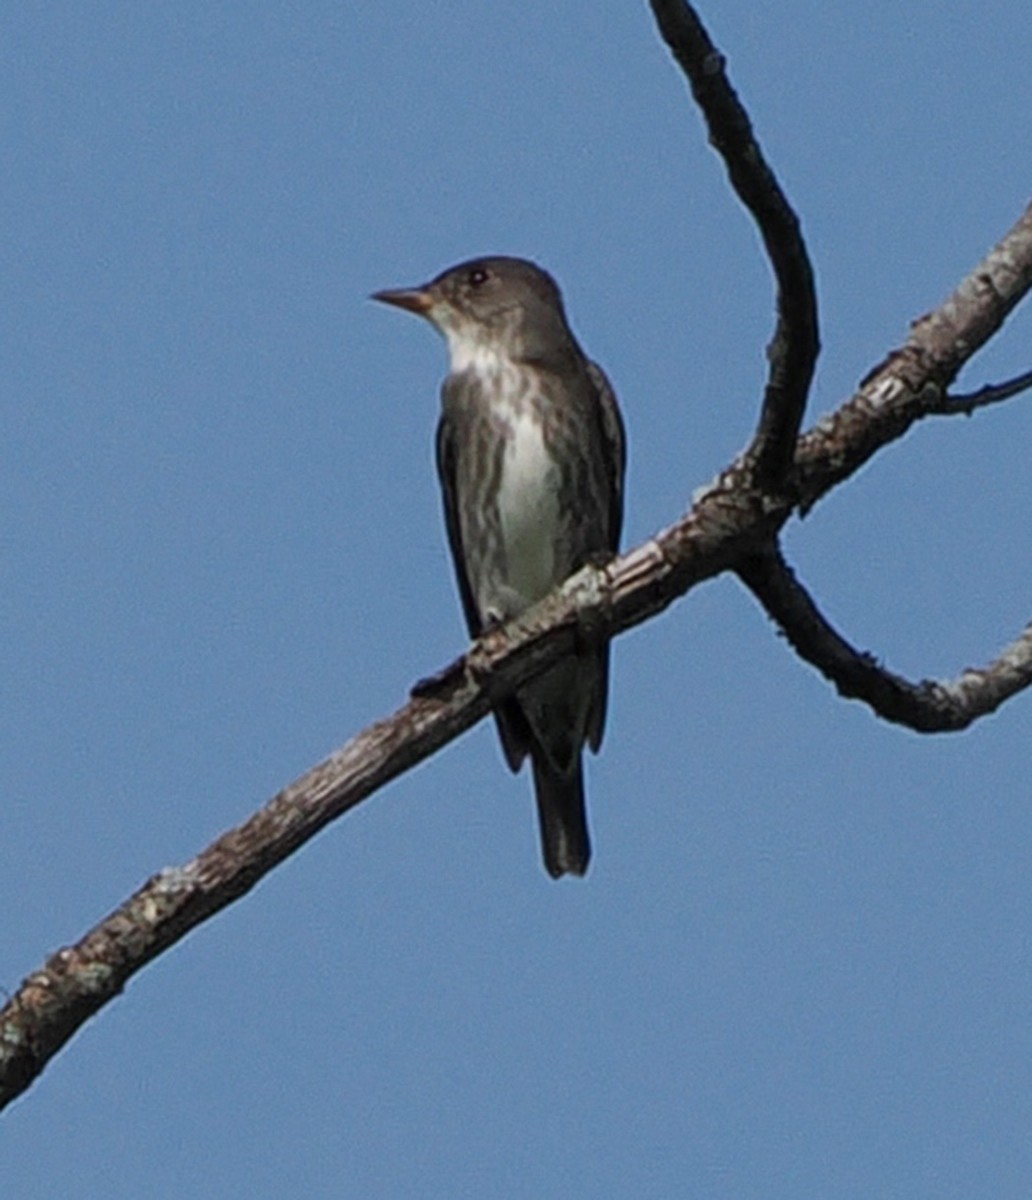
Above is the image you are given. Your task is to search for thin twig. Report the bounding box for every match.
[650,0,819,487]
[794,200,1032,513]
[737,546,1032,731]
[940,367,1032,416]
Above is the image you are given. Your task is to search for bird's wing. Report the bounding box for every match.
[584,361,627,754]
[435,404,482,641]
[586,360,627,550]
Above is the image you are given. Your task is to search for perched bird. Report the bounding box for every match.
[373,256,625,878]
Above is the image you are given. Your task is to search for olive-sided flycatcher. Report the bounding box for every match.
[373,256,625,878]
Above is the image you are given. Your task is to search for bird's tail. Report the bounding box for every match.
[531,754,591,879]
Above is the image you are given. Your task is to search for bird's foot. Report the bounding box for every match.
[562,561,610,654]
[411,654,467,698]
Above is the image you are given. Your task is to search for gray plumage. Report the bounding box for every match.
[373,256,625,877]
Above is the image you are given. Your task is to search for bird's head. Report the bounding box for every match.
[372,256,574,370]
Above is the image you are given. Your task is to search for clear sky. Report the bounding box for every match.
[4,3,1032,1197]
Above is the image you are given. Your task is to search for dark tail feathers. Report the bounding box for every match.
[531,754,591,879]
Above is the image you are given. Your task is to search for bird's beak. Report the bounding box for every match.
[370,286,434,317]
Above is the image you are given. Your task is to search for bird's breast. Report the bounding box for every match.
[494,405,561,609]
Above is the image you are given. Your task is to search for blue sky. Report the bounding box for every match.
[4,3,1032,1196]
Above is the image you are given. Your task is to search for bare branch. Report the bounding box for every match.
[650,0,819,486]
[0,524,749,1110]
[795,200,1032,513]
[0,654,501,1110]
[4,12,1032,1115]
[940,367,1032,416]
[738,546,1032,731]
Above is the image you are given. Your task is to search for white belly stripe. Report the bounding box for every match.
[496,408,560,608]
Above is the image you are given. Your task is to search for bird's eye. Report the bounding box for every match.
[468,266,490,287]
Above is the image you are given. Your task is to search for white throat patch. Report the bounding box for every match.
[444,326,510,377]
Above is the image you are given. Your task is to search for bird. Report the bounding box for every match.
[373,256,625,878]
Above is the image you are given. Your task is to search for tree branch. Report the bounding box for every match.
[737,546,1032,731]
[1,538,744,1112]
[794,200,1032,513]
[3,6,1032,1113]
[940,367,1032,416]
[650,0,820,487]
